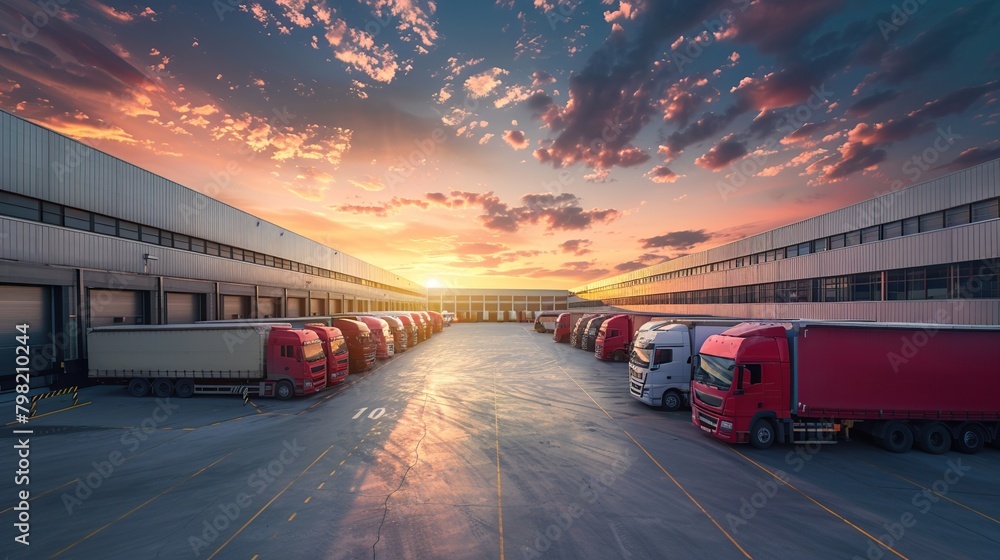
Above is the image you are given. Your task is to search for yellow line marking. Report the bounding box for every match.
[207,444,336,560]
[866,463,1000,525]
[250,555,259,560]
[493,370,505,560]
[5,402,92,424]
[317,482,325,490]
[52,452,232,558]
[288,512,297,521]
[557,363,751,559]
[339,459,346,466]
[329,470,336,476]
[304,497,311,504]
[0,478,78,514]
[734,450,909,560]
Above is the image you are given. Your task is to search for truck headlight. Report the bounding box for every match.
[305,380,313,389]
[720,420,733,431]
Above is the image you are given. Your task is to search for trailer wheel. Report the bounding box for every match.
[612,350,627,362]
[175,379,195,399]
[152,378,174,398]
[916,423,951,454]
[954,425,985,454]
[661,390,682,412]
[750,419,775,450]
[275,380,294,400]
[128,378,150,397]
[880,421,913,453]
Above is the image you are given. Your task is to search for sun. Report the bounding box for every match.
[425,278,442,288]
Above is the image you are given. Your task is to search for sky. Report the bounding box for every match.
[1,0,998,290]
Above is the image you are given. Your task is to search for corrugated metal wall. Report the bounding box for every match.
[0,110,425,299]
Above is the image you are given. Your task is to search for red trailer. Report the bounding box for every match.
[691,321,1000,453]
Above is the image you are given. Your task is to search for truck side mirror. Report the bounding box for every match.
[691,355,700,369]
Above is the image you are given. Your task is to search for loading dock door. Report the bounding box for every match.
[311,298,326,316]
[286,297,305,318]
[166,292,202,324]
[0,285,51,388]
[222,295,251,320]
[258,297,281,318]
[89,289,144,327]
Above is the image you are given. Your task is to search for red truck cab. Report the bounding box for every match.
[302,324,349,385]
[410,313,429,343]
[418,312,434,338]
[266,326,328,395]
[427,310,444,333]
[377,315,408,352]
[332,318,376,373]
[691,323,789,445]
[595,314,632,361]
[392,313,419,347]
[553,313,572,343]
[356,316,393,359]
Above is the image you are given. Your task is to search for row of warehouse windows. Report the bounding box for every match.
[0,190,424,299]
[569,259,999,307]
[574,197,1000,298]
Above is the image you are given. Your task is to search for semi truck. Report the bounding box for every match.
[198,317,350,385]
[534,312,561,333]
[571,314,598,348]
[331,318,377,373]
[88,324,327,399]
[356,316,394,359]
[386,312,420,346]
[410,312,430,342]
[691,321,1000,453]
[628,320,743,411]
[596,314,713,361]
[553,312,586,343]
[371,314,408,353]
[581,315,613,352]
[427,310,445,333]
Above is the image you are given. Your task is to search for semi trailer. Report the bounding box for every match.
[553,312,586,343]
[571,314,598,348]
[628,320,743,411]
[88,324,327,399]
[691,321,1000,453]
[534,312,561,333]
[581,315,613,353]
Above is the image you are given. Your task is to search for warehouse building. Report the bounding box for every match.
[0,110,426,389]
[427,288,569,321]
[571,159,1000,324]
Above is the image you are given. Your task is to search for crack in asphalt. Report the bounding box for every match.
[372,393,429,560]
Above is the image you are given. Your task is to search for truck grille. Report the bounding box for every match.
[594,344,602,358]
[629,377,643,397]
[694,389,722,408]
[310,363,325,374]
[697,411,719,431]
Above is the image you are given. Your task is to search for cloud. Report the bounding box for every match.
[559,239,592,256]
[614,260,647,272]
[363,0,439,48]
[428,190,620,233]
[695,134,747,170]
[503,129,529,150]
[846,90,900,117]
[645,165,680,183]
[719,0,846,55]
[464,67,507,98]
[936,142,1000,172]
[639,230,713,250]
[348,175,387,191]
[531,70,555,87]
[806,141,886,184]
[324,18,399,83]
[329,196,430,217]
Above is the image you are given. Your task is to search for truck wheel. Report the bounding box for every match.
[750,419,775,450]
[128,378,150,397]
[916,423,950,454]
[152,378,174,398]
[661,391,682,412]
[175,379,195,399]
[612,350,627,362]
[880,421,913,453]
[275,380,294,400]
[954,425,985,454]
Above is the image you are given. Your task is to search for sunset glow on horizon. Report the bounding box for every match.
[2,1,998,289]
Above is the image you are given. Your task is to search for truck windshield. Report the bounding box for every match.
[329,338,346,354]
[630,347,651,368]
[303,342,326,362]
[694,354,735,391]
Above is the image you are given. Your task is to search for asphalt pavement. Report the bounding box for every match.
[2,323,998,559]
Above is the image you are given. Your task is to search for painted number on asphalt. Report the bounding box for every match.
[352,407,386,420]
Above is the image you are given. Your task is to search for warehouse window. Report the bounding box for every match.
[971,199,998,222]
[173,234,190,251]
[141,226,159,244]
[919,212,944,232]
[191,238,205,253]
[829,234,845,249]
[845,230,861,247]
[93,214,117,236]
[861,226,880,244]
[902,217,919,235]
[159,230,173,247]
[205,241,219,256]
[0,191,40,220]
[882,220,902,239]
[119,220,139,240]
[64,208,92,231]
[42,202,62,226]
[945,206,970,227]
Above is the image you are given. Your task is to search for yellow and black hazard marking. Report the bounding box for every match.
[29,386,79,417]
